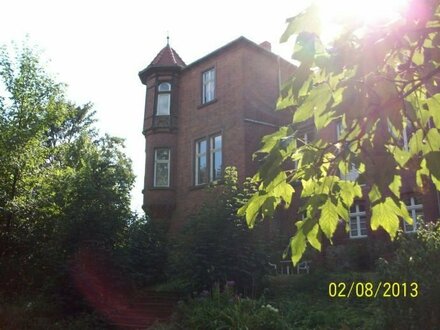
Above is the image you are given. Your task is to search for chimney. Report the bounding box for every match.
[259,41,271,52]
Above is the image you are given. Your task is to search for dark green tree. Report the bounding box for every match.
[0,44,134,297]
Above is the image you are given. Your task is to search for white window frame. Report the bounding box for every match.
[349,203,367,239]
[154,148,170,187]
[202,68,215,104]
[404,196,423,233]
[156,82,171,116]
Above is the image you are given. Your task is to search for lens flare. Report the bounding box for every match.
[315,0,409,42]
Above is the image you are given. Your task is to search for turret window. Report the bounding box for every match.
[156,82,171,115]
[154,148,170,187]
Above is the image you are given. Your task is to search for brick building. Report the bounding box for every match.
[139,37,295,230]
[139,36,440,238]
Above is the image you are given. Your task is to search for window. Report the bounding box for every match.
[202,68,215,104]
[404,196,423,233]
[349,203,367,238]
[387,119,414,151]
[210,134,222,181]
[340,162,360,181]
[195,134,222,185]
[156,82,171,115]
[336,118,343,140]
[195,139,207,185]
[154,148,170,187]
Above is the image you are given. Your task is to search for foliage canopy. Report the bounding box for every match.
[239,0,440,264]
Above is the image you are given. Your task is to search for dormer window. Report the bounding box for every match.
[156,82,171,115]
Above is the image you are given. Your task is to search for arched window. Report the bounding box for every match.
[156,82,171,115]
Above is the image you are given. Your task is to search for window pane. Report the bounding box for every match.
[197,155,207,184]
[360,215,367,235]
[196,140,207,185]
[202,69,215,103]
[198,140,207,154]
[157,94,170,115]
[156,149,169,160]
[155,163,169,186]
[154,149,170,187]
[158,82,171,92]
[212,150,222,180]
[349,204,367,238]
[213,135,222,149]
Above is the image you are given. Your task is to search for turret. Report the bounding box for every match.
[139,40,185,219]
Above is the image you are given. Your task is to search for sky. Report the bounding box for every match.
[0,0,310,213]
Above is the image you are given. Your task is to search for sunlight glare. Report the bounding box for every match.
[315,0,409,42]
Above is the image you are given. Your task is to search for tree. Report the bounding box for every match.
[0,43,135,296]
[239,0,440,264]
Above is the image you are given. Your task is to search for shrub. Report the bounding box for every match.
[159,285,288,330]
[377,221,440,329]
[167,167,269,295]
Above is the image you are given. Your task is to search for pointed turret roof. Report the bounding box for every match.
[149,44,186,68]
[139,43,186,84]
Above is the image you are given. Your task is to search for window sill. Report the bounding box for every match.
[198,98,218,109]
[149,187,175,191]
[190,184,208,191]
[190,179,224,191]
[348,235,368,239]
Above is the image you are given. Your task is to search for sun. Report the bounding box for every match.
[315,0,410,42]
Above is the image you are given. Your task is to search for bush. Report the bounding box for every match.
[377,221,440,329]
[324,238,395,272]
[115,216,168,287]
[167,167,269,295]
[156,285,288,330]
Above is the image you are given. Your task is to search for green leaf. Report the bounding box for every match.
[238,194,267,228]
[257,127,288,154]
[368,184,382,204]
[290,229,307,266]
[306,223,321,251]
[426,151,440,190]
[370,198,401,240]
[388,175,402,198]
[273,181,294,206]
[389,145,411,167]
[336,200,349,221]
[280,4,320,43]
[293,83,332,123]
[426,94,440,127]
[319,198,339,240]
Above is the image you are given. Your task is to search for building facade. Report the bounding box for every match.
[139,36,440,238]
[139,37,295,230]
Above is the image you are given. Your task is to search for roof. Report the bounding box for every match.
[139,36,294,84]
[183,36,292,71]
[139,44,186,83]
[149,44,186,68]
